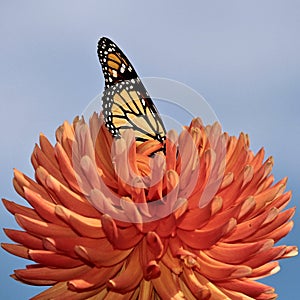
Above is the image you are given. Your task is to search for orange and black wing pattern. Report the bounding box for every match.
[97,37,166,144]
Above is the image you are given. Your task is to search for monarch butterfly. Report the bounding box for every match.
[97,37,166,146]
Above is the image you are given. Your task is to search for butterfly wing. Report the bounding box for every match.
[97,37,166,144]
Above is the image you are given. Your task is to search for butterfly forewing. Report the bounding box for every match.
[97,37,166,145]
[98,38,138,87]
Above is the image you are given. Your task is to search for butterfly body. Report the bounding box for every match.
[97,37,166,145]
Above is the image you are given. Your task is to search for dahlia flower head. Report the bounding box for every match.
[2,113,297,300]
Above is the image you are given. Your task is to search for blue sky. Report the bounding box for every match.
[0,1,299,299]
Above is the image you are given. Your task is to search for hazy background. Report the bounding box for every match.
[0,1,299,299]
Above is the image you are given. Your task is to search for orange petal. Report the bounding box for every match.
[54,143,82,194]
[15,265,90,282]
[68,264,122,291]
[195,251,252,281]
[23,187,66,226]
[152,262,185,299]
[107,246,143,293]
[15,214,77,238]
[46,175,101,218]
[176,197,220,230]
[146,231,164,259]
[250,261,280,279]
[224,209,277,243]
[161,246,182,275]
[101,214,143,249]
[2,198,40,220]
[218,279,274,298]
[177,218,236,249]
[54,205,105,238]
[1,243,29,259]
[13,168,51,201]
[182,266,211,300]
[74,242,132,267]
[205,239,274,264]
[32,144,67,186]
[29,250,83,268]
[4,229,43,250]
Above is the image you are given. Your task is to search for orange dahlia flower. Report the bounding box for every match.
[2,113,297,299]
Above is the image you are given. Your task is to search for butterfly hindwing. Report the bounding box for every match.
[97,37,166,144]
[102,79,165,143]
